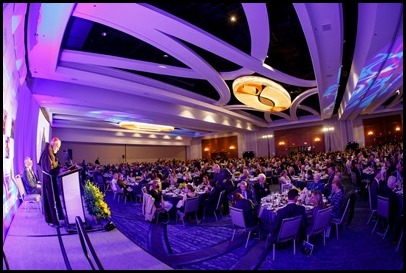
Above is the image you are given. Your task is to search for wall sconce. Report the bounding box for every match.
[204,147,209,152]
[278,141,286,146]
[314,137,320,142]
[367,131,374,136]
[303,142,308,145]
[229,145,235,150]
[395,126,401,131]
[232,76,291,112]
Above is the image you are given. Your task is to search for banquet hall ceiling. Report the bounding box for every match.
[25,3,403,137]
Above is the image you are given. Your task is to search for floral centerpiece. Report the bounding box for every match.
[178,182,187,189]
[83,180,111,221]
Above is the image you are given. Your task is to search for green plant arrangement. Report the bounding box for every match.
[83,180,111,220]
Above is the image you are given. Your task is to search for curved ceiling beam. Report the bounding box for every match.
[289,87,319,120]
[294,3,343,119]
[338,3,403,120]
[73,3,231,105]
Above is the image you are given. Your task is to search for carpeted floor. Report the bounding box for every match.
[105,180,403,270]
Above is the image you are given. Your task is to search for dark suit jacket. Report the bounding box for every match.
[270,203,307,240]
[228,188,255,204]
[201,187,220,212]
[22,167,41,195]
[234,199,257,227]
[253,182,270,204]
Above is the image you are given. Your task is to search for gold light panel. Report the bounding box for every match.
[119,121,174,132]
[232,76,291,112]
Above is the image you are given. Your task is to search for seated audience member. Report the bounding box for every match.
[229,181,254,204]
[279,170,292,185]
[148,178,173,212]
[198,180,220,219]
[328,180,344,219]
[117,173,133,195]
[308,173,324,192]
[306,169,314,181]
[379,175,401,236]
[306,190,326,227]
[232,192,257,227]
[253,173,270,205]
[21,156,41,195]
[177,184,197,213]
[268,189,307,243]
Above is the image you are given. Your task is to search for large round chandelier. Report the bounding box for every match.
[232,76,291,112]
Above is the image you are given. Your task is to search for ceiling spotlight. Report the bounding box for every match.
[119,121,174,132]
[101,32,107,37]
[232,76,291,112]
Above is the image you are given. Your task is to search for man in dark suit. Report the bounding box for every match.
[228,181,255,204]
[198,180,220,220]
[212,164,234,215]
[253,173,270,205]
[269,189,307,243]
[21,157,41,195]
[232,192,257,227]
[323,165,335,197]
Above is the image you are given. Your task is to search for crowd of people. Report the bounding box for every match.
[23,138,403,244]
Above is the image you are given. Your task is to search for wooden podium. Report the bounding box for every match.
[58,166,86,231]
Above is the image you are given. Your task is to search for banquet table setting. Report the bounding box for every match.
[258,190,328,224]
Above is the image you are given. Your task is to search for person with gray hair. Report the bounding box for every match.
[308,172,324,192]
[38,136,63,226]
[253,173,270,205]
[21,156,41,195]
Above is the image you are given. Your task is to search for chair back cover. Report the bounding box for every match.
[335,198,351,223]
[14,174,27,199]
[184,197,200,214]
[276,215,302,243]
[230,207,246,228]
[308,207,333,236]
[377,195,389,218]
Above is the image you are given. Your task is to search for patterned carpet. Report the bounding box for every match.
[104,182,403,270]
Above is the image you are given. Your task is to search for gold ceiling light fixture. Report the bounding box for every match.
[232,76,291,112]
[119,121,174,132]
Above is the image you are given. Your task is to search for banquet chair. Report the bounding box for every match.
[92,172,106,192]
[331,198,351,239]
[280,183,292,194]
[230,206,259,248]
[142,193,169,224]
[366,184,377,225]
[111,180,127,203]
[395,214,403,252]
[306,207,333,246]
[266,215,302,261]
[177,197,200,226]
[371,195,390,239]
[203,190,225,222]
[14,174,42,215]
